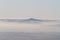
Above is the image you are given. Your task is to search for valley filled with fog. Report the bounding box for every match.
[0,18,60,40]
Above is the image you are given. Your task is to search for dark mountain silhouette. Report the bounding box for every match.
[0,18,59,23]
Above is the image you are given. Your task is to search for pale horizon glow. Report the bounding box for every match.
[0,0,60,19]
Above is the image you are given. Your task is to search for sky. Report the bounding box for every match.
[0,0,60,19]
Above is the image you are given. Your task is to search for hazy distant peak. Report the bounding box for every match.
[27,18,40,20]
[0,18,60,23]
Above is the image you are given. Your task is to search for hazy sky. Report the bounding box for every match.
[0,0,60,19]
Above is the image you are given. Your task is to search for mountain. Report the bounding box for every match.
[0,18,59,23]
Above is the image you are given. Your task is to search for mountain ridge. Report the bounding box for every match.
[0,18,59,23]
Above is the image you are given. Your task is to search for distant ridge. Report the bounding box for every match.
[0,18,59,23]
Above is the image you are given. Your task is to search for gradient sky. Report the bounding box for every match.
[0,0,60,19]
